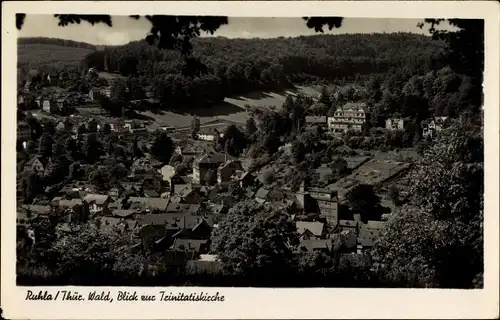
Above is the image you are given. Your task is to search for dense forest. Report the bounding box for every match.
[80,33,448,107]
[18,37,97,50]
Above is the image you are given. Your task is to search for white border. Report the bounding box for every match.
[2,1,499,319]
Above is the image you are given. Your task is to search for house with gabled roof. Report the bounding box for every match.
[24,156,49,174]
[55,119,77,133]
[83,194,111,215]
[57,198,90,222]
[177,187,202,205]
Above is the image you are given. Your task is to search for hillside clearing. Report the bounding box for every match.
[139,85,322,128]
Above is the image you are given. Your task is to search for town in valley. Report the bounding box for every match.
[15,16,484,288]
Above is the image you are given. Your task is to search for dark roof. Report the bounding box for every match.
[305,116,327,124]
[339,220,358,228]
[194,152,235,165]
[138,213,212,230]
[100,217,138,231]
[218,159,243,171]
[173,184,191,195]
[25,156,48,167]
[144,189,160,198]
[22,205,51,215]
[112,209,137,218]
[166,202,199,214]
[295,239,333,253]
[255,187,270,199]
[170,239,208,252]
[59,199,85,208]
[128,197,170,211]
[83,194,110,205]
[339,102,368,113]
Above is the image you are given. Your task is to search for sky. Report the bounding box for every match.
[18,15,454,46]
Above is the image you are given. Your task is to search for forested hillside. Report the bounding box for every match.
[17,37,97,70]
[80,33,447,108]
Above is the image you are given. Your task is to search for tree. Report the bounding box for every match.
[25,140,37,154]
[110,79,129,104]
[219,125,247,157]
[245,117,258,138]
[372,120,483,288]
[77,124,87,135]
[169,153,183,166]
[318,86,331,106]
[88,168,108,190]
[82,133,102,164]
[48,220,143,285]
[211,201,299,282]
[291,140,306,165]
[102,123,112,134]
[261,169,275,186]
[38,133,53,158]
[419,19,483,110]
[346,184,381,222]
[149,131,174,163]
[388,186,401,206]
[190,116,200,139]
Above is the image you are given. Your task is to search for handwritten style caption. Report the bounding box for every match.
[26,290,226,303]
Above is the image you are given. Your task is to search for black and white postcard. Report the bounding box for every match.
[2,1,499,319]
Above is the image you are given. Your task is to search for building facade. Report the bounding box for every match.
[17,122,31,142]
[89,87,112,101]
[327,102,368,134]
[385,118,405,131]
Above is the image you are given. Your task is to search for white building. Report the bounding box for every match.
[328,102,368,134]
[385,118,405,131]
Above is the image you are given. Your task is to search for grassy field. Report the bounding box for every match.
[18,44,94,68]
[140,85,322,128]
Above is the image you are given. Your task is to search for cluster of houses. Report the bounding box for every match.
[18,140,386,272]
[17,116,149,144]
[304,101,449,138]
